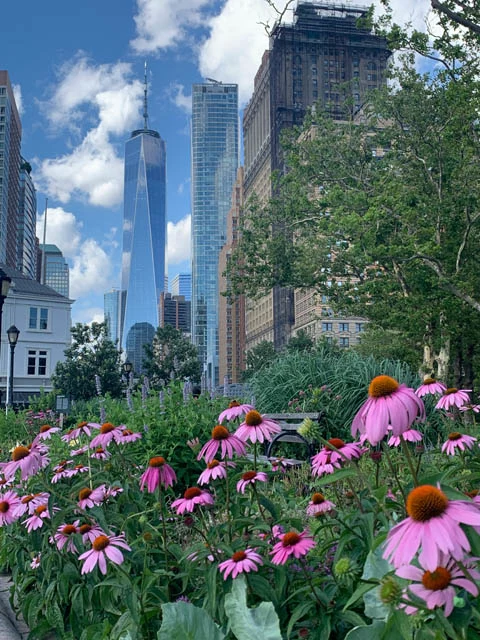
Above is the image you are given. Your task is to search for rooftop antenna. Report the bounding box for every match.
[143,61,149,130]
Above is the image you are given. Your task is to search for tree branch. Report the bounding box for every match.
[431,0,480,35]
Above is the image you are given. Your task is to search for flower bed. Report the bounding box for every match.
[0,378,480,639]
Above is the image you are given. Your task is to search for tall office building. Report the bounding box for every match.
[104,288,123,347]
[38,244,70,297]
[0,71,22,266]
[160,292,191,335]
[121,69,166,373]
[171,273,191,301]
[17,158,37,279]
[191,81,238,387]
[243,2,390,351]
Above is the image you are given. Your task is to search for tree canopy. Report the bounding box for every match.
[227,18,480,384]
[142,325,201,387]
[52,322,123,401]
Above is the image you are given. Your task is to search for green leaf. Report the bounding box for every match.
[158,602,225,640]
[315,467,357,486]
[286,601,315,639]
[344,621,386,639]
[343,582,376,611]
[224,576,282,640]
[363,587,389,621]
[362,548,393,581]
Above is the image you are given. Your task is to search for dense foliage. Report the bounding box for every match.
[142,324,201,387]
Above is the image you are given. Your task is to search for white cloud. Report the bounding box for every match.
[198,0,433,106]
[12,84,23,115]
[167,215,191,264]
[131,0,211,52]
[36,207,82,257]
[37,55,143,207]
[72,306,105,325]
[168,83,192,114]
[69,239,113,299]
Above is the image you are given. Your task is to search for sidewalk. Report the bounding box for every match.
[0,575,29,639]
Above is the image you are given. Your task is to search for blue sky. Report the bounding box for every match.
[0,0,432,324]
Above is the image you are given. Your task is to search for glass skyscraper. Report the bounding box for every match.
[104,288,123,347]
[39,244,69,297]
[171,272,191,301]
[121,79,166,373]
[191,82,239,387]
[17,158,37,279]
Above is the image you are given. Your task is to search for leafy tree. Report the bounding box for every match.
[286,329,315,354]
[227,56,480,385]
[52,322,123,401]
[244,340,278,380]
[142,325,201,386]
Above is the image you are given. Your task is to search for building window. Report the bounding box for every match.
[355,323,364,333]
[339,337,350,348]
[29,307,49,330]
[322,322,333,332]
[339,323,349,332]
[27,349,48,376]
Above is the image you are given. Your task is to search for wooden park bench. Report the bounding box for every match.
[247,412,325,468]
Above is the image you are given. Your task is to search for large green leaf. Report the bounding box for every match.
[224,576,282,640]
[344,621,386,639]
[362,548,393,581]
[158,602,225,640]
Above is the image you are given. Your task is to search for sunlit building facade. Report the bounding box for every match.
[121,123,166,373]
[191,82,238,387]
[39,244,69,297]
[17,158,37,279]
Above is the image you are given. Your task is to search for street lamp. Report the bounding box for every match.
[0,269,12,407]
[123,360,133,375]
[7,325,19,410]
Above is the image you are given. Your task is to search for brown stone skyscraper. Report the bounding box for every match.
[243,2,390,351]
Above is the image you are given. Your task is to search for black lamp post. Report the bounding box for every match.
[123,360,133,376]
[7,325,19,410]
[0,269,12,407]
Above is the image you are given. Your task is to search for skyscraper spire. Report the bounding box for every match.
[143,61,149,130]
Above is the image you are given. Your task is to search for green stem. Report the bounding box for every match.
[224,462,232,542]
[252,484,268,524]
[301,560,323,611]
[381,442,407,505]
[400,435,418,486]
[346,476,364,513]
[158,484,171,600]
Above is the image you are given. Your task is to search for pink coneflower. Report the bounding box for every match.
[351,375,425,446]
[89,422,124,449]
[306,493,336,516]
[116,429,142,444]
[15,492,49,517]
[0,490,21,526]
[218,400,254,424]
[271,530,316,565]
[23,505,50,532]
[171,487,214,514]
[388,428,423,448]
[271,457,293,473]
[139,456,176,492]
[3,442,48,481]
[77,485,106,510]
[415,378,447,397]
[62,422,92,443]
[311,451,341,478]
[383,484,480,570]
[51,520,80,553]
[460,404,480,413]
[64,464,90,478]
[235,410,281,444]
[104,486,123,499]
[71,446,89,457]
[436,388,471,410]
[236,471,268,494]
[79,532,131,575]
[396,554,480,617]
[34,424,61,442]
[79,522,104,544]
[30,554,41,569]
[51,460,73,483]
[197,425,246,463]
[442,432,477,456]
[312,438,363,468]
[218,549,263,579]
[91,447,111,460]
[197,460,235,485]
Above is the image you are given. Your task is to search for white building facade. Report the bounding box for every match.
[0,265,72,405]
